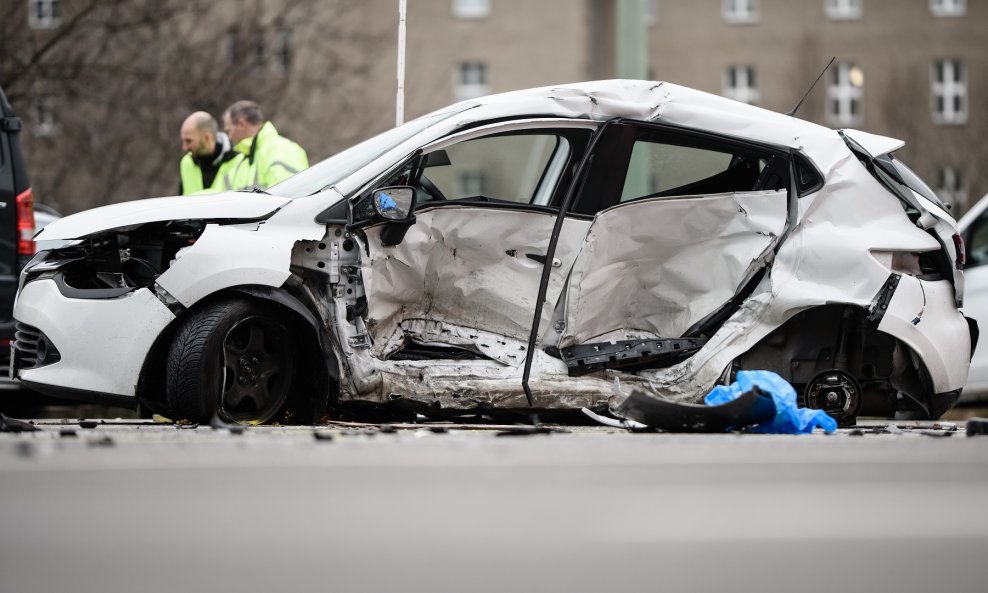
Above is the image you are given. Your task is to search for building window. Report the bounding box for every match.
[935,166,967,209]
[825,0,862,19]
[644,0,657,26]
[723,0,759,23]
[458,171,487,197]
[273,27,293,72]
[27,0,60,29]
[452,0,490,19]
[932,59,967,124]
[930,0,965,16]
[251,32,266,67]
[723,66,760,105]
[826,62,863,126]
[456,62,489,101]
[32,95,57,137]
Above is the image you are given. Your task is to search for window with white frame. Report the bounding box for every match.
[825,0,862,19]
[644,0,657,26]
[456,62,489,101]
[930,0,965,16]
[452,0,490,19]
[935,166,967,208]
[826,62,863,126]
[723,66,760,105]
[458,171,487,197]
[32,95,57,137]
[723,0,759,23]
[27,0,60,29]
[932,59,967,124]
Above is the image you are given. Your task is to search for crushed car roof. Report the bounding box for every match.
[459,79,871,152]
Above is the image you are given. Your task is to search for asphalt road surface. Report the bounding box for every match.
[1,419,987,593]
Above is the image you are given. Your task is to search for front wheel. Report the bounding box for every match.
[166,299,298,424]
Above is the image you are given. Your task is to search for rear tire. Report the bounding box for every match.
[166,299,298,424]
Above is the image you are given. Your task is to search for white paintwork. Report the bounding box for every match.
[156,220,322,308]
[842,129,906,157]
[16,280,175,397]
[12,79,972,414]
[958,193,988,401]
[878,276,970,392]
[561,190,787,345]
[37,192,291,240]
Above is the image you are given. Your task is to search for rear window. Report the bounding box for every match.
[885,156,946,210]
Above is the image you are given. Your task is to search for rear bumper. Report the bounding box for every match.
[877,276,971,393]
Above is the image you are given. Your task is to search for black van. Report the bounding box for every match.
[0,85,36,380]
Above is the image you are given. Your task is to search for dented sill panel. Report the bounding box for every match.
[11,80,972,424]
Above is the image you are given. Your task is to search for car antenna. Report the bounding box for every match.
[786,56,836,117]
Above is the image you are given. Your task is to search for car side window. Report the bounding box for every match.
[619,136,773,203]
[966,211,988,268]
[422,133,571,206]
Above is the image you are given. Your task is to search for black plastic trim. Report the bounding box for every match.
[20,379,137,409]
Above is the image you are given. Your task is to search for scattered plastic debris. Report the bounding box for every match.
[495,425,568,437]
[0,413,39,433]
[705,371,837,434]
[78,420,99,429]
[581,407,648,430]
[87,436,115,447]
[615,387,776,433]
[313,431,335,441]
[966,418,988,436]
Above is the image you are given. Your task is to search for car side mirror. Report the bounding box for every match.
[372,186,415,222]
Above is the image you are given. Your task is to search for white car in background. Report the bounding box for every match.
[11,80,975,425]
[958,193,988,402]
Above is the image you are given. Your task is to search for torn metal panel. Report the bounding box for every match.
[378,363,652,412]
[361,207,590,358]
[381,319,530,366]
[561,190,787,346]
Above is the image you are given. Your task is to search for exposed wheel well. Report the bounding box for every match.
[734,304,936,421]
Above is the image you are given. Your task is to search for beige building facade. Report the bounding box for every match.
[8,0,986,213]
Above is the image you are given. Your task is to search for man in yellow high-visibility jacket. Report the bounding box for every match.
[222,101,308,191]
[178,111,243,195]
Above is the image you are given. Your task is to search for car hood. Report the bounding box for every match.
[37,192,292,240]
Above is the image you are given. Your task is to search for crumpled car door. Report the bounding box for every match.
[359,125,593,364]
[557,189,788,348]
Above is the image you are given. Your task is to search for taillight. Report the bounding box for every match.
[16,188,36,255]
[953,233,965,269]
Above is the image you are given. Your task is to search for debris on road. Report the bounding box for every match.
[613,371,838,434]
[966,417,988,436]
[0,413,39,433]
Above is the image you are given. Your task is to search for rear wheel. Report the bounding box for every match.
[166,299,298,424]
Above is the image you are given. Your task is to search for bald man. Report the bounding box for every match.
[178,111,243,195]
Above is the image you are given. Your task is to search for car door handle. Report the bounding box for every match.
[526,253,561,267]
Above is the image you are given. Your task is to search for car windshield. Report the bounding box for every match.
[267,103,476,199]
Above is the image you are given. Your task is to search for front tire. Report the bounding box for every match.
[166,299,298,424]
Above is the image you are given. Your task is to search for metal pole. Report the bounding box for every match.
[616,0,649,199]
[396,0,407,127]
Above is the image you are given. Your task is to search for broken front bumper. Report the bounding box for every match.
[13,279,175,401]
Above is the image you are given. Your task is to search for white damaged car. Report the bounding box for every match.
[12,80,975,425]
